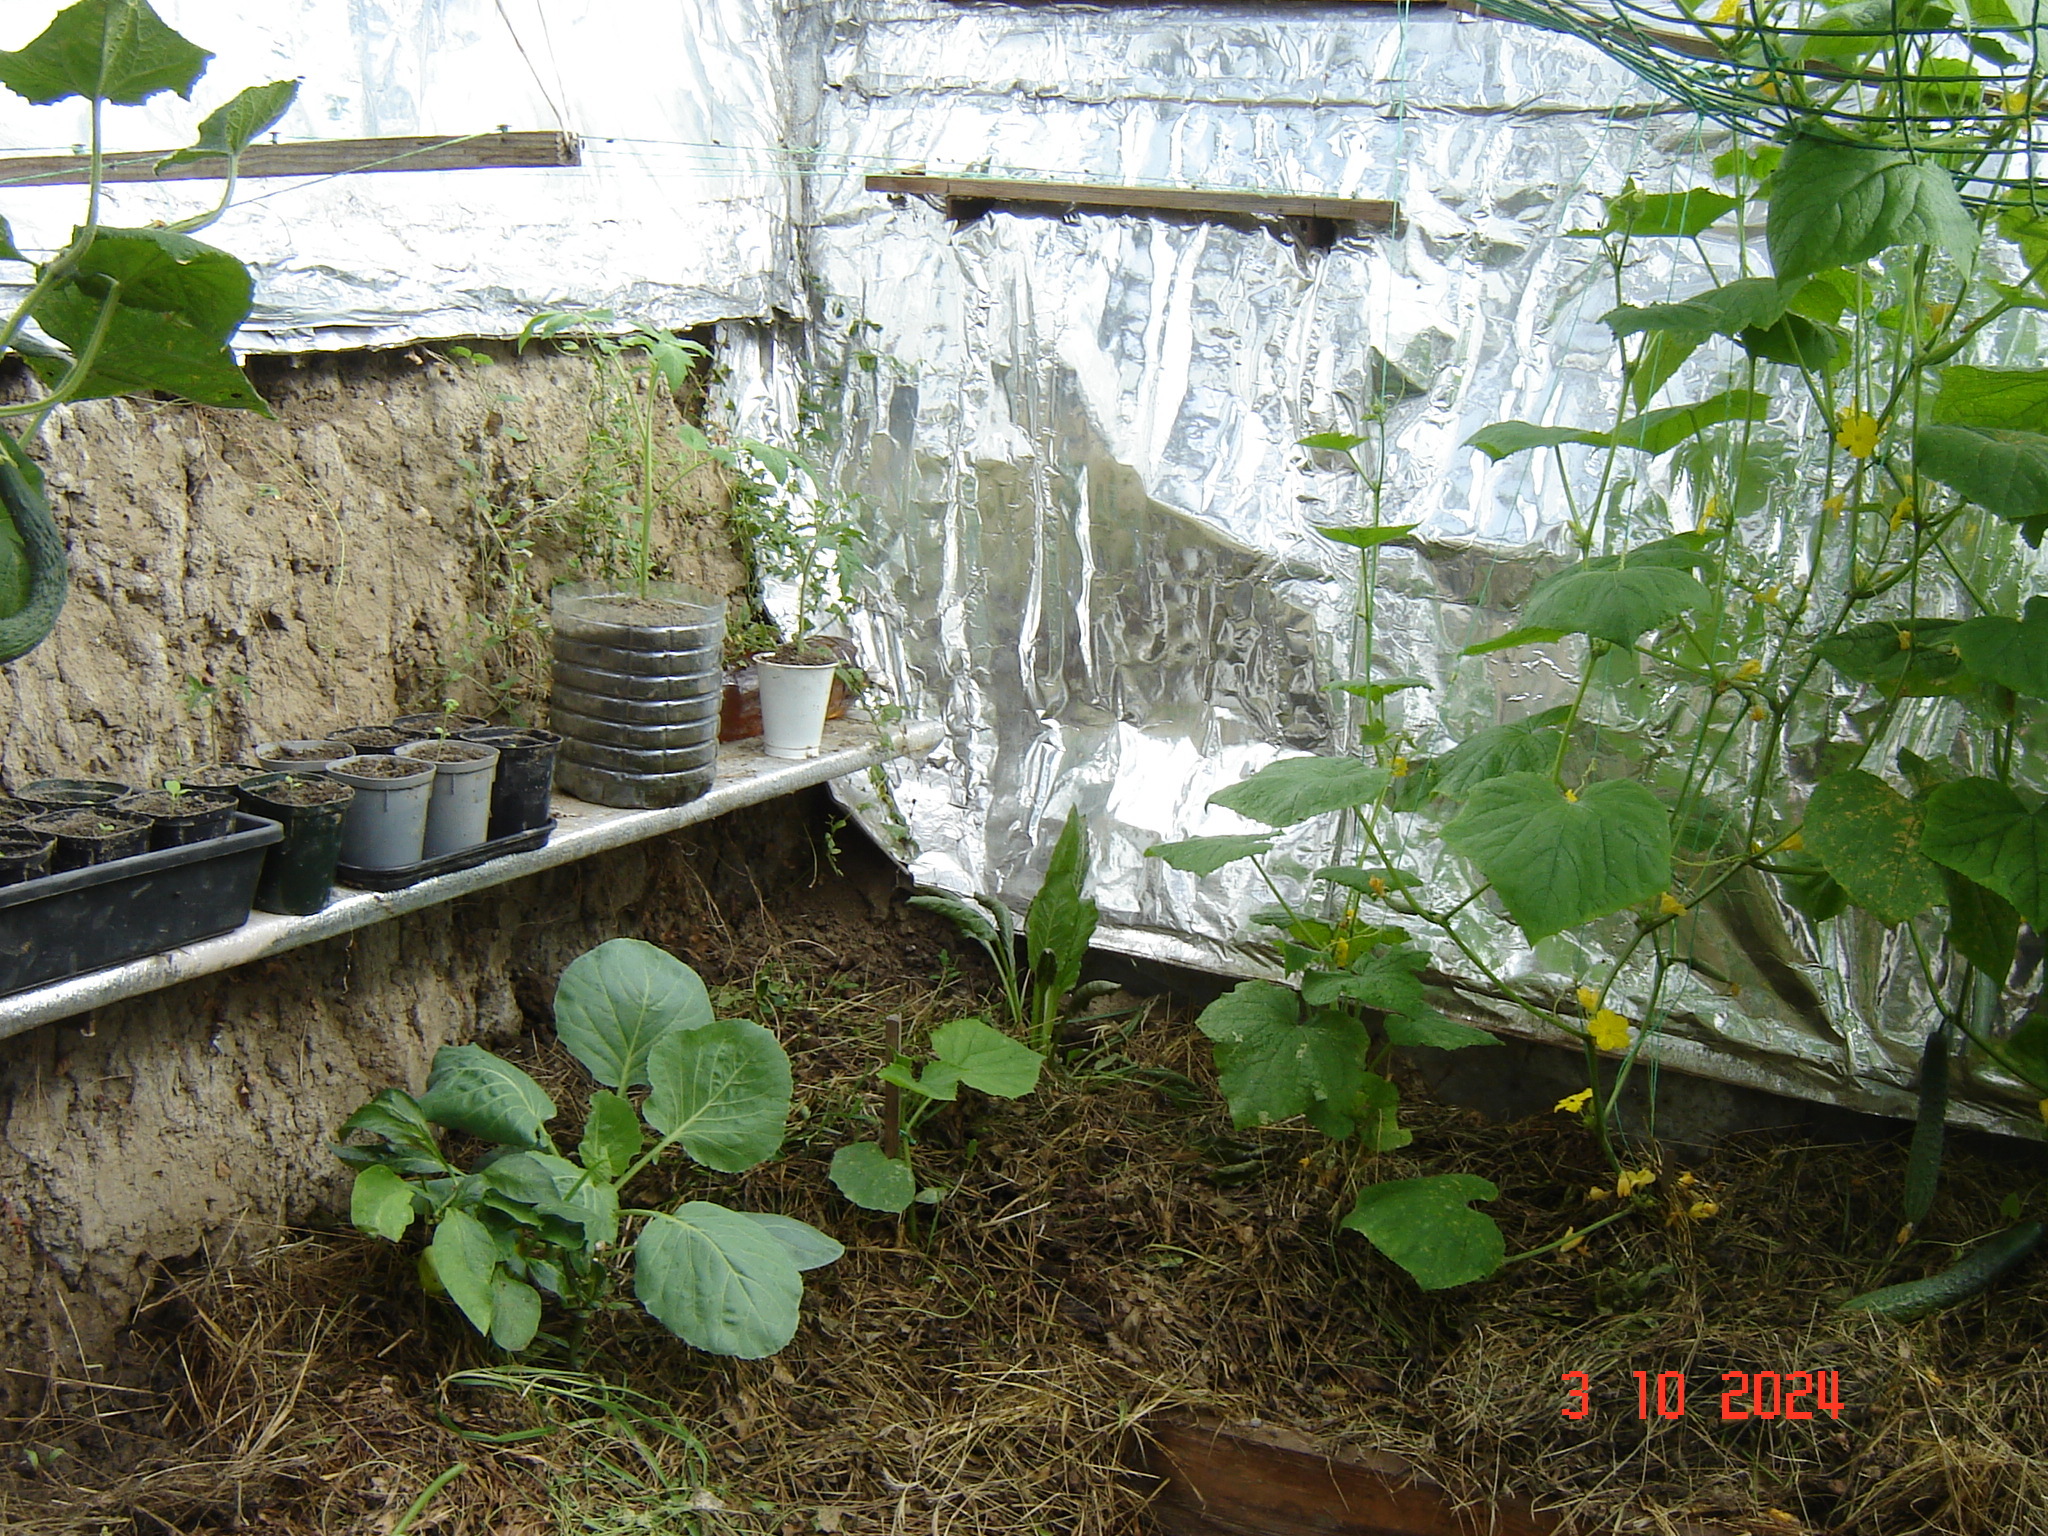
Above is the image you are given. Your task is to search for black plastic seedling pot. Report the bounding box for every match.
[115,788,239,849]
[0,829,54,888]
[16,778,131,814]
[236,773,356,916]
[458,728,562,838]
[0,814,283,997]
[22,809,153,871]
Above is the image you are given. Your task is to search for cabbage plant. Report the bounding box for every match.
[335,938,841,1360]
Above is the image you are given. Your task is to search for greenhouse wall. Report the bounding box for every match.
[793,1,2042,1134]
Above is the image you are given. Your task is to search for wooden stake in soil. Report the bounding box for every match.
[882,1012,902,1159]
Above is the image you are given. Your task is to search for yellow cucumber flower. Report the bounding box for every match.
[1835,407,1880,459]
[1589,1007,1632,1052]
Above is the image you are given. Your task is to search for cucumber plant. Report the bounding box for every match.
[909,806,1101,1053]
[0,0,297,662]
[335,938,842,1360]
[1150,117,2048,1295]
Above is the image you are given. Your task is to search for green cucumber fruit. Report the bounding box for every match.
[1839,1221,2043,1320]
[1901,1025,1948,1227]
[0,457,65,664]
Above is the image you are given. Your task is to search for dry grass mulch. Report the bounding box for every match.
[2,940,2046,1536]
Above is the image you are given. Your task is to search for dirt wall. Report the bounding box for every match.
[0,343,763,1405]
[0,342,746,782]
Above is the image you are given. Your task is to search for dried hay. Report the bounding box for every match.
[2,935,2045,1536]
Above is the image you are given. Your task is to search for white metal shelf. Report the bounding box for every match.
[0,718,940,1040]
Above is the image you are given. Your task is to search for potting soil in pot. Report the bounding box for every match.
[114,788,239,849]
[164,763,262,789]
[390,713,488,736]
[244,776,352,807]
[257,741,351,765]
[327,726,411,753]
[331,756,424,779]
[17,778,131,812]
[21,808,152,869]
[397,742,487,763]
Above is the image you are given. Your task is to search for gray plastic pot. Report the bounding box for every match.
[394,739,500,857]
[326,754,436,869]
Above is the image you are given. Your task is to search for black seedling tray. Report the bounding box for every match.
[335,819,555,893]
[0,813,283,998]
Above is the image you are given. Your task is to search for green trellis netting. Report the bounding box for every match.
[1471,0,2046,200]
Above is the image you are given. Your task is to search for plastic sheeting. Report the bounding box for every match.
[0,0,799,348]
[778,0,2045,1135]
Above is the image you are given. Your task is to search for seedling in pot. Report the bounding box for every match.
[828,1016,1042,1215]
[337,938,840,1360]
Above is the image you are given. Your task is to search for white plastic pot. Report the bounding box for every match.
[754,654,838,760]
[395,739,500,857]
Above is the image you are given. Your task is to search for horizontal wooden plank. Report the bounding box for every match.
[866,172,1398,228]
[0,130,580,189]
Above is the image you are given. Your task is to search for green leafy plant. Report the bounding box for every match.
[716,432,866,663]
[908,807,1101,1053]
[828,1016,1042,1213]
[1149,110,2048,1295]
[0,0,297,663]
[336,938,841,1360]
[516,310,714,602]
[1149,756,1507,1289]
[518,308,865,665]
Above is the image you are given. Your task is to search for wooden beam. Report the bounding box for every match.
[866,171,1399,241]
[0,130,580,189]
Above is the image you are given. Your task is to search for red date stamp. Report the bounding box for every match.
[1561,1370,1843,1420]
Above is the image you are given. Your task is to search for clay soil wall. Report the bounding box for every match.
[0,345,760,1405]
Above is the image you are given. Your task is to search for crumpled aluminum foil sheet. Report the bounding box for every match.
[769,0,2044,1136]
[0,0,798,348]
